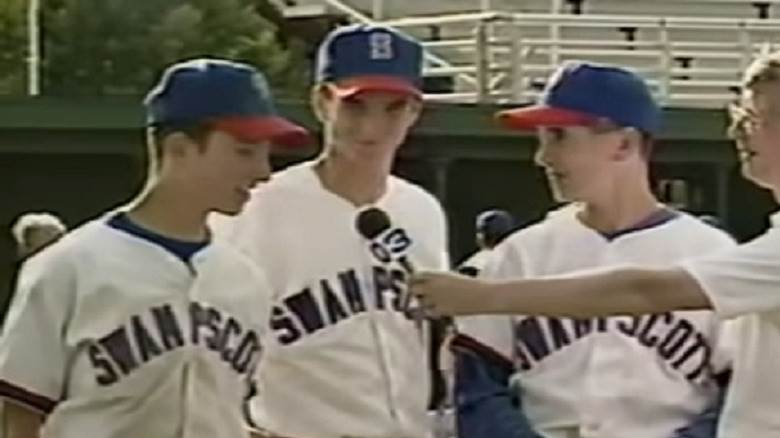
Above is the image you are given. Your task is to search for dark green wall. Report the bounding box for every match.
[1,99,776,315]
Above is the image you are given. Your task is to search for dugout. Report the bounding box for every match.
[0,97,775,312]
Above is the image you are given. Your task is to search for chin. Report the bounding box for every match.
[550,187,575,203]
[213,204,243,217]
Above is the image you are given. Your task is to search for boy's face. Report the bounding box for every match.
[317,86,422,160]
[181,130,272,216]
[534,123,627,203]
[729,85,780,191]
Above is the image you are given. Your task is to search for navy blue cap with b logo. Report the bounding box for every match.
[316,24,423,97]
[497,61,661,135]
[145,58,309,146]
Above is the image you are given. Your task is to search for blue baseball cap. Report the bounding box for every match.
[316,24,423,98]
[145,58,310,147]
[497,62,661,135]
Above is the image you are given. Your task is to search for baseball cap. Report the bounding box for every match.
[315,24,423,98]
[497,62,661,135]
[476,209,516,237]
[145,58,310,147]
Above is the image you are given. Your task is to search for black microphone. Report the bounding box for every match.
[355,207,417,309]
[356,208,452,415]
[356,207,392,241]
[355,207,415,274]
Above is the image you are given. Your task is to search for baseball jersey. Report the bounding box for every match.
[212,160,449,438]
[682,210,780,437]
[457,249,493,276]
[0,212,270,438]
[458,204,736,438]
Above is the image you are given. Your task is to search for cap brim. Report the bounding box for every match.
[212,116,311,147]
[496,105,598,131]
[331,75,422,98]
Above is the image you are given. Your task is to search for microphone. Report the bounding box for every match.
[356,207,391,241]
[356,208,453,418]
[355,207,416,310]
[355,207,415,275]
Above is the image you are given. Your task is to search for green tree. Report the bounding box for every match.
[39,0,309,97]
[0,0,28,95]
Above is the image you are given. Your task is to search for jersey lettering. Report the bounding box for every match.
[272,265,411,346]
[513,313,714,382]
[88,303,260,386]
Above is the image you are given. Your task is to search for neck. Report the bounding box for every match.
[126,180,209,241]
[578,175,661,233]
[315,148,394,206]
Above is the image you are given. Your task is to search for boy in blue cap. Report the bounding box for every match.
[214,25,449,438]
[448,61,734,438]
[0,58,307,438]
[414,49,780,438]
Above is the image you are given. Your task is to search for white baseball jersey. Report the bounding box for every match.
[458,204,736,438]
[682,210,780,437]
[0,213,270,438]
[457,249,493,275]
[213,160,449,438]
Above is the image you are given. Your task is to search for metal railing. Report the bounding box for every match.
[379,12,780,107]
[286,1,780,107]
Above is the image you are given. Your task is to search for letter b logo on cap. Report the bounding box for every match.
[369,32,394,60]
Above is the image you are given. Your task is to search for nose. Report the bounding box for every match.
[355,111,388,141]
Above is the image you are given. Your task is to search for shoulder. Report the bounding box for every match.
[500,204,577,249]
[665,211,736,248]
[388,175,445,219]
[389,176,441,205]
[13,219,110,294]
[211,162,316,238]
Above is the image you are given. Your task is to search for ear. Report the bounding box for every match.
[310,84,332,123]
[404,97,424,128]
[613,128,641,162]
[162,132,193,159]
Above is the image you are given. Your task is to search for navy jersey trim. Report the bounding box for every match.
[601,207,680,241]
[0,379,57,415]
[107,212,209,264]
[450,333,515,376]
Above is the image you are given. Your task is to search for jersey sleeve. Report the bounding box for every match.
[0,247,75,414]
[682,226,780,319]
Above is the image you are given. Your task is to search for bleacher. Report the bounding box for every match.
[278,0,780,108]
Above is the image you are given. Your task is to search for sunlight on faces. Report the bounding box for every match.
[534,122,638,203]
[728,86,780,190]
[313,84,422,160]
[161,129,272,216]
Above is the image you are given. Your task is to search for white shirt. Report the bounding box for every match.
[683,211,780,437]
[0,215,270,438]
[213,161,449,438]
[459,205,736,438]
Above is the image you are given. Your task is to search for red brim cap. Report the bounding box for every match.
[212,116,311,147]
[331,75,422,99]
[496,105,598,131]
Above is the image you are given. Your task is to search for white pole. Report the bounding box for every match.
[372,0,384,20]
[27,0,41,96]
